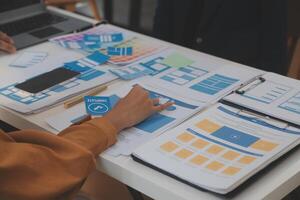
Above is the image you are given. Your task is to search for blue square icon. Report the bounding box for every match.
[84,96,111,116]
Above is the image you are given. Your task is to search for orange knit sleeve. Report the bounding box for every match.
[0,117,118,200]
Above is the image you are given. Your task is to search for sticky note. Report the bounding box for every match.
[84,96,111,116]
[206,145,224,155]
[222,151,240,160]
[177,132,195,143]
[84,34,101,43]
[83,34,101,49]
[190,155,208,165]
[85,42,101,50]
[64,61,91,73]
[160,53,194,68]
[238,156,256,164]
[222,166,241,175]
[191,139,209,149]
[160,141,179,152]
[10,52,48,68]
[107,47,133,56]
[85,51,110,65]
[99,33,123,43]
[110,33,123,42]
[109,64,154,80]
[196,119,221,133]
[175,148,194,159]
[206,161,224,171]
[251,140,278,152]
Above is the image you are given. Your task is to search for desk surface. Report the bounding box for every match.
[0,7,299,200]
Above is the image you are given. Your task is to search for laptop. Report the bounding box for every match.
[0,0,92,49]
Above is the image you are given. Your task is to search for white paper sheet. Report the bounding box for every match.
[46,79,206,156]
[125,49,263,104]
[9,52,48,68]
[0,43,117,114]
[224,72,300,126]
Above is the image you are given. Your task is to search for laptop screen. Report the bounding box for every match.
[0,0,40,13]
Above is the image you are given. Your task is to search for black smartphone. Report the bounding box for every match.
[15,67,80,93]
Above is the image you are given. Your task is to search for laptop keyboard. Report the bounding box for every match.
[0,12,66,36]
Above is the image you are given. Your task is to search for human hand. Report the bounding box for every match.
[105,85,173,132]
[0,32,16,54]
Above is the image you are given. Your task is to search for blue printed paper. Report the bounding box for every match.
[83,34,101,49]
[107,47,133,56]
[64,61,91,73]
[61,40,86,49]
[109,64,154,80]
[84,34,101,43]
[99,33,123,43]
[84,96,111,116]
[85,42,101,50]
[86,51,110,65]
[111,33,123,42]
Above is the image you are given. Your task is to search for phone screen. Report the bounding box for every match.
[15,67,80,93]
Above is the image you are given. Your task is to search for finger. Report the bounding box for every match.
[0,40,16,53]
[130,84,143,94]
[132,84,143,90]
[152,98,160,105]
[128,85,148,100]
[0,32,14,44]
[153,101,174,112]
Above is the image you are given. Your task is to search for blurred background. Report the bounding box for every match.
[47,0,300,80]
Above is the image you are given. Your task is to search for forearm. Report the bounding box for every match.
[0,130,96,200]
[59,116,118,156]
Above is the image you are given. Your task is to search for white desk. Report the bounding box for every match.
[0,7,299,200]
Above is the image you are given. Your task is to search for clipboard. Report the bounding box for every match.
[235,77,266,95]
[220,99,300,130]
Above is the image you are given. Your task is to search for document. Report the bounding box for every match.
[133,103,300,194]
[224,72,300,126]
[46,78,206,156]
[129,49,262,104]
[0,45,117,114]
[9,52,48,68]
[50,25,128,52]
[50,24,167,65]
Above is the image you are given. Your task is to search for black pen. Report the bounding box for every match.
[76,20,108,33]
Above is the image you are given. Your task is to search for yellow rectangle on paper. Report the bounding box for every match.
[160,141,179,152]
[177,132,195,143]
[222,166,241,175]
[190,155,209,165]
[238,156,256,164]
[175,149,194,159]
[195,119,221,133]
[206,145,224,155]
[206,161,224,171]
[191,139,209,149]
[251,140,278,152]
[222,151,240,161]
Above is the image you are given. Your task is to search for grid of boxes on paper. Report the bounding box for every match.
[159,119,278,177]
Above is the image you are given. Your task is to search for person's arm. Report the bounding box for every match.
[0,32,16,54]
[0,86,172,200]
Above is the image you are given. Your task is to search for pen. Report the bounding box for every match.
[75,20,108,33]
[64,85,108,109]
